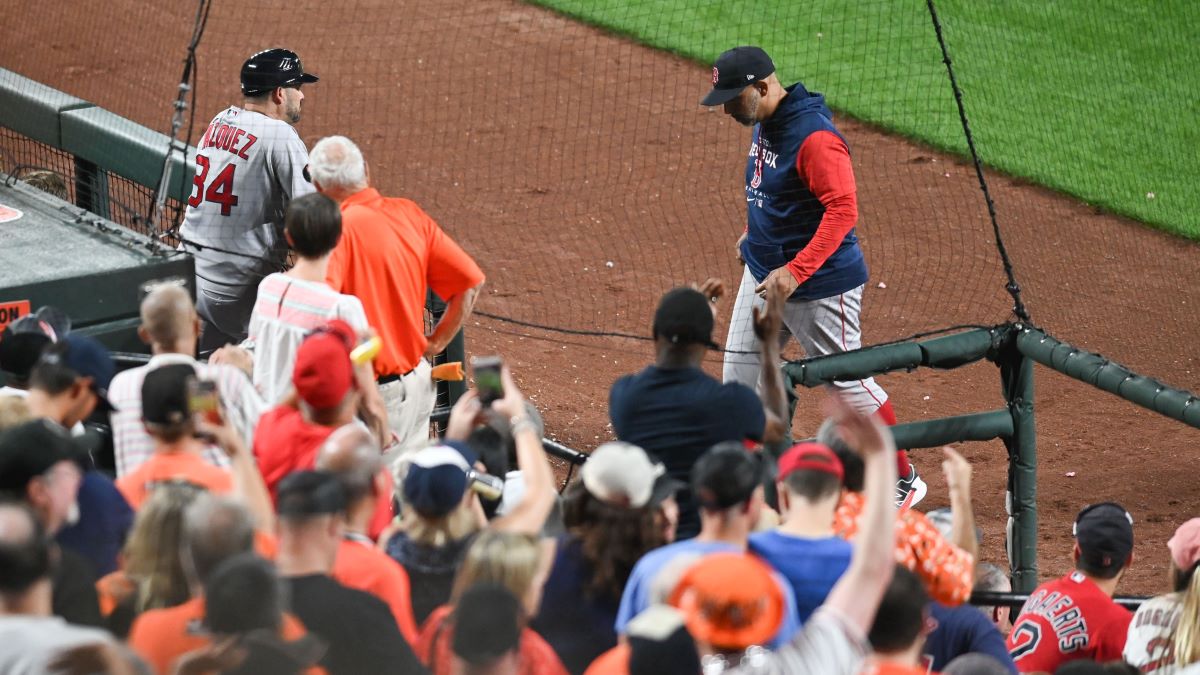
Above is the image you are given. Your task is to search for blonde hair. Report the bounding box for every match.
[400,502,481,548]
[0,397,32,431]
[450,531,540,604]
[1174,562,1200,667]
[123,483,202,613]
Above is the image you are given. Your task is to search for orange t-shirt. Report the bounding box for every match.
[834,491,974,606]
[115,452,233,509]
[417,604,569,675]
[584,644,630,675]
[332,537,419,645]
[327,188,485,377]
[127,596,322,675]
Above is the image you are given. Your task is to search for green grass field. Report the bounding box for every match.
[532,0,1199,238]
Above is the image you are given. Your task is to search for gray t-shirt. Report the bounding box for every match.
[726,607,869,674]
[0,615,115,674]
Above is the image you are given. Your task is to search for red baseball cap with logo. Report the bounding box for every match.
[292,319,356,409]
[776,442,844,483]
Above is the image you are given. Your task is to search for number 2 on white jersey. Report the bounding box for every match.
[188,155,240,216]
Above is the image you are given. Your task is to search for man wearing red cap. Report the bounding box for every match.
[253,319,367,498]
[750,443,852,624]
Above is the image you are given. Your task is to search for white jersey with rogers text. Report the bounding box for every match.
[1124,593,1184,674]
[179,107,313,296]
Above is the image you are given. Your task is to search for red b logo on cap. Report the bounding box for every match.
[712,67,719,85]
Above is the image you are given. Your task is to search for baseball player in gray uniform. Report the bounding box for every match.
[180,48,318,354]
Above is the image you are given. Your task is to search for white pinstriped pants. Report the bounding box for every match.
[722,267,889,416]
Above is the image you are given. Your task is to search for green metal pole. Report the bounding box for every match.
[1001,330,1038,593]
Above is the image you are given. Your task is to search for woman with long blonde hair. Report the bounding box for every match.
[1124,518,1200,674]
[415,530,566,675]
[95,482,203,637]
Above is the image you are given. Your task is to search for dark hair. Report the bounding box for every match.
[0,501,51,595]
[868,565,929,653]
[28,342,78,396]
[781,459,843,502]
[817,420,865,492]
[205,554,285,634]
[1076,552,1127,580]
[942,653,1014,675]
[452,583,522,665]
[561,481,667,602]
[1055,661,1140,675]
[691,441,764,512]
[285,193,343,258]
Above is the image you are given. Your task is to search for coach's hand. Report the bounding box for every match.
[755,267,799,300]
[735,232,747,264]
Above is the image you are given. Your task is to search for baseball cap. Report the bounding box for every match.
[452,584,523,664]
[293,320,356,410]
[0,418,79,495]
[652,287,717,349]
[241,48,319,96]
[276,470,347,518]
[700,46,776,107]
[627,605,701,675]
[1168,518,1200,572]
[35,335,115,411]
[6,306,71,343]
[142,363,195,426]
[776,442,844,482]
[669,552,784,650]
[403,442,477,518]
[0,331,51,382]
[1073,502,1135,569]
[582,442,667,509]
[692,441,764,511]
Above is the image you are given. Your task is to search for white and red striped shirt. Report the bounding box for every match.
[247,273,370,405]
[108,353,265,476]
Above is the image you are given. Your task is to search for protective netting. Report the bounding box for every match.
[0,0,1196,390]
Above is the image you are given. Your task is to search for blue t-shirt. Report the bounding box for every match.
[56,470,134,577]
[614,540,800,649]
[609,365,764,540]
[749,529,851,625]
[926,601,1018,674]
[532,535,620,674]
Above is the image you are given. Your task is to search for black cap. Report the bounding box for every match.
[691,441,764,511]
[649,472,686,507]
[0,331,51,382]
[276,470,347,518]
[0,419,78,495]
[142,364,196,426]
[241,48,319,96]
[1074,502,1134,569]
[652,288,717,349]
[452,584,523,664]
[701,46,776,106]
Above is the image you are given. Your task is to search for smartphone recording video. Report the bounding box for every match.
[471,356,504,406]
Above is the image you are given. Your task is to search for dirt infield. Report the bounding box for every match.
[4,0,1199,595]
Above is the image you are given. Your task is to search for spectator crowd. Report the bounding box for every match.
[2,132,1197,675]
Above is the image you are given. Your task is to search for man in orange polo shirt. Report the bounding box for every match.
[309,135,485,455]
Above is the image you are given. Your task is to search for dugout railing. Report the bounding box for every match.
[784,322,1200,593]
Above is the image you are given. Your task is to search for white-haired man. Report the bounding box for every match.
[309,136,485,455]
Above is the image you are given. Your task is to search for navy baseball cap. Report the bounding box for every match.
[241,48,319,96]
[701,46,776,106]
[35,335,115,411]
[652,288,718,349]
[1074,502,1135,569]
[403,441,477,518]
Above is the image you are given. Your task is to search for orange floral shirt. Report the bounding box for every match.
[834,491,974,606]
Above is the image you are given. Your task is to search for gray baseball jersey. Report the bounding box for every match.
[180,106,313,298]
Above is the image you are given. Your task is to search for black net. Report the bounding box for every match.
[1,0,1197,421]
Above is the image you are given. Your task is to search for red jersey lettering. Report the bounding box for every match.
[236,132,257,160]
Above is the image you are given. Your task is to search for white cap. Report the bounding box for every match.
[581,441,664,508]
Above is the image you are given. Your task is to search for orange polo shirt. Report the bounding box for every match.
[115,451,233,510]
[327,188,485,377]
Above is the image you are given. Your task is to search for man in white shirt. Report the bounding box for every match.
[108,284,263,476]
